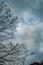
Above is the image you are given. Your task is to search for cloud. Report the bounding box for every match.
[16,22,42,52]
[39,47,43,53]
[6,0,43,21]
[5,0,43,64]
[15,19,43,65]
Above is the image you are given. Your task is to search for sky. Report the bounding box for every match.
[5,0,43,65]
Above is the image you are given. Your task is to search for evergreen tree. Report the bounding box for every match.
[0,0,18,42]
[0,0,27,65]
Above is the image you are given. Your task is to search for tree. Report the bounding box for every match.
[0,0,27,65]
[30,61,43,65]
[0,0,18,42]
[0,42,27,65]
[0,0,35,65]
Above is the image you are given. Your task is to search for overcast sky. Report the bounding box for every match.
[5,0,43,65]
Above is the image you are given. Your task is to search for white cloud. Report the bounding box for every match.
[16,21,42,52]
[39,47,43,53]
[14,11,43,64]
